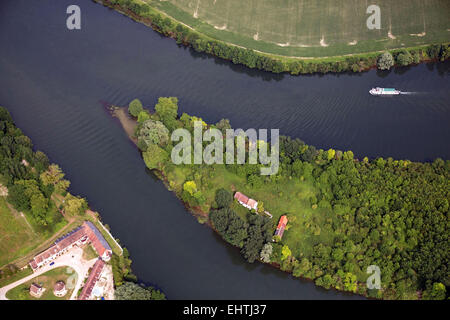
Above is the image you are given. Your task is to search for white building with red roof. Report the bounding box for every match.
[29,221,112,271]
[83,221,112,261]
[234,192,258,211]
[29,283,44,298]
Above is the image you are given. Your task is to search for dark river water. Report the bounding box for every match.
[0,0,449,299]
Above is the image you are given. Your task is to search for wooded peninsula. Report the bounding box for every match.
[116,97,448,300]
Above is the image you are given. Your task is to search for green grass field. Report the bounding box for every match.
[151,0,450,57]
[5,267,77,300]
[0,197,41,267]
[164,164,359,278]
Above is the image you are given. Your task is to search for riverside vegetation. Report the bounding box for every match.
[0,106,165,300]
[94,0,450,75]
[125,97,448,300]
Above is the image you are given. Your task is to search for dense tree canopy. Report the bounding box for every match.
[114,281,166,300]
[0,106,66,229]
[377,52,394,70]
[130,97,450,299]
[154,97,179,131]
[137,119,169,148]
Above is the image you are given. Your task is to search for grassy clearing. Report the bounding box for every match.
[167,163,334,264]
[0,197,41,267]
[82,244,98,261]
[0,195,69,269]
[151,0,450,57]
[5,267,77,300]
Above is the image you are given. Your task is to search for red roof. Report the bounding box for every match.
[277,215,288,228]
[274,215,288,238]
[54,227,86,251]
[32,245,59,265]
[29,260,38,270]
[54,281,65,292]
[82,221,112,258]
[234,192,249,204]
[79,259,105,300]
[30,283,42,294]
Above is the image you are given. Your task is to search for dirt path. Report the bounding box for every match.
[6,203,36,236]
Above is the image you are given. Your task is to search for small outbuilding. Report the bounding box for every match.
[53,281,67,297]
[29,283,44,298]
[274,215,288,240]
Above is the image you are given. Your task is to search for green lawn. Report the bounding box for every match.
[165,163,335,263]
[151,0,450,57]
[0,197,41,267]
[0,267,33,288]
[82,244,98,261]
[5,267,77,300]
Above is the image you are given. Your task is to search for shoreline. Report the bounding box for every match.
[93,0,449,75]
[0,106,165,300]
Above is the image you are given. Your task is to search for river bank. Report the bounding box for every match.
[0,106,165,300]
[2,0,448,299]
[93,0,450,75]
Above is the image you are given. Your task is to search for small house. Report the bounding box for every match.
[29,283,44,298]
[234,192,258,211]
[274,215,288,239]
[53,281,67,297]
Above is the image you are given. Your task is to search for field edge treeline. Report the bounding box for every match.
[93,0,450,75]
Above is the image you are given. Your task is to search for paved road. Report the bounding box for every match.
[0,247,97,300]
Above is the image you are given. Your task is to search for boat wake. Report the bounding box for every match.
[399,91,421,95]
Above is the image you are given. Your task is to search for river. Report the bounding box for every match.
[0,0,448,299]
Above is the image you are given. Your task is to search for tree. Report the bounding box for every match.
[241,215,271,263]
[114,281,165,300]
[183,181,197,196]
[34,151,50,172]
[7,184,30,212]
[215,118,231,133]
[422,282,446,300]
[377,52,394,70]
[63,194,87,216]
[215,188,232,208]
[343,272,358,293]
[154,97,178,131]
[256,200,264,214]
[260,243,273,263]
[30,193,48,224]
[396,51,413,66]
[137,119,169,148]
[281,245,292,261]
[40,164,70,193]
[210,207,248,247]
[293,258,312,277]
[0,106,12,122]
[327,148,336,161]
[142,144,168,170]
[137,111,150,124]
[128,99,143,117]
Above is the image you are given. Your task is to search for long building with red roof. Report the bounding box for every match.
[78,258,105,300]
[83,221,112,261]
[274,215,288,239]
[234,191,258,210]
[29,221,112,271]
